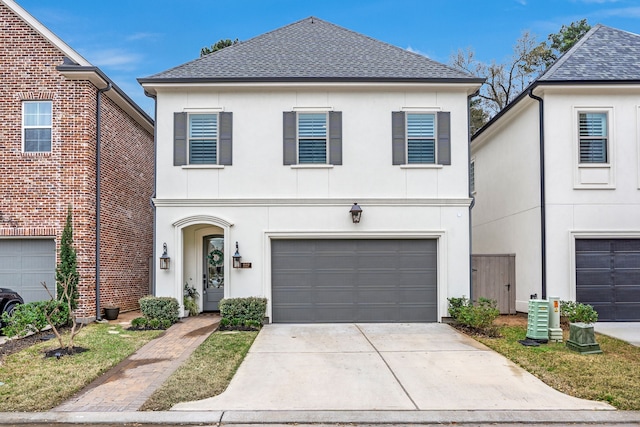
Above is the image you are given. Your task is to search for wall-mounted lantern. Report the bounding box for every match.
[233,241,242,268]
[350,202,363,223]
[159,243,170,270]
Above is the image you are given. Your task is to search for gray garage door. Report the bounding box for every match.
[576,239,640,322]
[271,239,437,323]
[0,239,55,303]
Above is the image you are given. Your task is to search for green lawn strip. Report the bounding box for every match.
[476,325,640,410]
[0,323,162,411]
[141,330,258,411]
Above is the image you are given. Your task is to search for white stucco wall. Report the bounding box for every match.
[148,83,477,320]
[471,99,542,312]
[472,85,640,311]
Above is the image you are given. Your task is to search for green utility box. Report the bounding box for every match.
[527,299,549,341]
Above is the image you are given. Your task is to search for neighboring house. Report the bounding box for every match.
[0,0,154,321]
[139,17,482,322]
[471,25,640,321]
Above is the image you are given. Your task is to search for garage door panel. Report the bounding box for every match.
[576,270,610,285]
[0,239,54,303]
[576,253,609,269]
[614,253,640,268]
[616,304,640,320]
[576,238,640,322]
[272,239,437,323]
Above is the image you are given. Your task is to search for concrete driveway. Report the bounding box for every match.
[172,323,613,411]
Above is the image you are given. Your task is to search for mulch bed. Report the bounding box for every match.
[0,326,71,360]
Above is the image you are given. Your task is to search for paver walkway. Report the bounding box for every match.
[53,314,219,412]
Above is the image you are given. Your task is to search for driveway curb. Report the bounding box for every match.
[1,410,639,425]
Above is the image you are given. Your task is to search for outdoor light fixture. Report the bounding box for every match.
[159,243,170,270]
[350,202,363,223]
[233,241,242,268]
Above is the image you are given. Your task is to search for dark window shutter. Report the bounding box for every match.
[392,111,406,165]
[218,112,233,165]
[283,111,297,165]
[174,112,187,166]
[437,111,451,165]
[329,111,342,165]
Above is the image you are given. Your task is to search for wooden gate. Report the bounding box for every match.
[472,254,516,314]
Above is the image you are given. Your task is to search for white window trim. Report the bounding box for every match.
[22,100,52,153]
[637,106,640,190]
[573,106,615,189]
[187,112,219,166]
[296,111,329,165]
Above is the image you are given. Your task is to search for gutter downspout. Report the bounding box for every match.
[96,83,112,321]
[528,88,546,299]
[468,90,479,300]
[144,90,158,296]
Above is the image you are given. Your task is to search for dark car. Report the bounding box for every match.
[1,288,24,325]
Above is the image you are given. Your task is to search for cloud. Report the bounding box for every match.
[406,46,429,57]
[126,32,161,42]
[596,6,640,17]
[86,48,142,71]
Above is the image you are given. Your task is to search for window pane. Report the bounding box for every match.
[190,139,216,164]
[24,128,51,152]
[579,112,607,163]
[298,113,326,138]
[407,114,435,138]
[298,139,326,163]
[24,101,52,126]
[408,138,435,163]
[189,114,217,138]
[580,139,607,163]
[579,113,606,137]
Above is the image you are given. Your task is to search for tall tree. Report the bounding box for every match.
[452,20,591,131]
[200,38,239,57]
[56,206,79,309]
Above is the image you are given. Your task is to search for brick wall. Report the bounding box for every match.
[0,2,154,318]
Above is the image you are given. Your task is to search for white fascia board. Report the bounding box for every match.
[140,81,483,96]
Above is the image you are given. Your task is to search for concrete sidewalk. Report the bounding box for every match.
[53,314,220,412]
[173,323,614,412]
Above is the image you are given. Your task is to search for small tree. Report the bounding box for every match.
[43,280,83,353]
[56,206,79,309]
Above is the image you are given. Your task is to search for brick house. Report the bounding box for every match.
[0,0,154,321]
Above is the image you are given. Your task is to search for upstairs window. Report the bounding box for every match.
[407,113,436,163]
[173,112,232,166]
[392,111,450,165]
[23,101,52,152]
[297,113,327,164]
[189,114,217,164]
[283,111,342,165]
[579,112,608,163]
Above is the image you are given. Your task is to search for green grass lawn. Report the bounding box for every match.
[0,323,162,411]
[140,330,258,411]
[476,325,640,410]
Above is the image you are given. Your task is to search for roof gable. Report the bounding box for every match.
[540,24,640,82]
[142,17,480,83]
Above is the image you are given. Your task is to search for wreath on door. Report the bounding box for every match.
[208,248,224,267]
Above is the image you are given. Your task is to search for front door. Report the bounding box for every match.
[203,235,224,311]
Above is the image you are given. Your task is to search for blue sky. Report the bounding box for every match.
[15,0,640,115]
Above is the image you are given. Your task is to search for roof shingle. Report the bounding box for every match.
[140,17,480,83]
[540,24,640,81]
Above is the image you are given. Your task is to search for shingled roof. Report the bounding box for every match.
[540,24,640,82]
[139,17,481,83]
